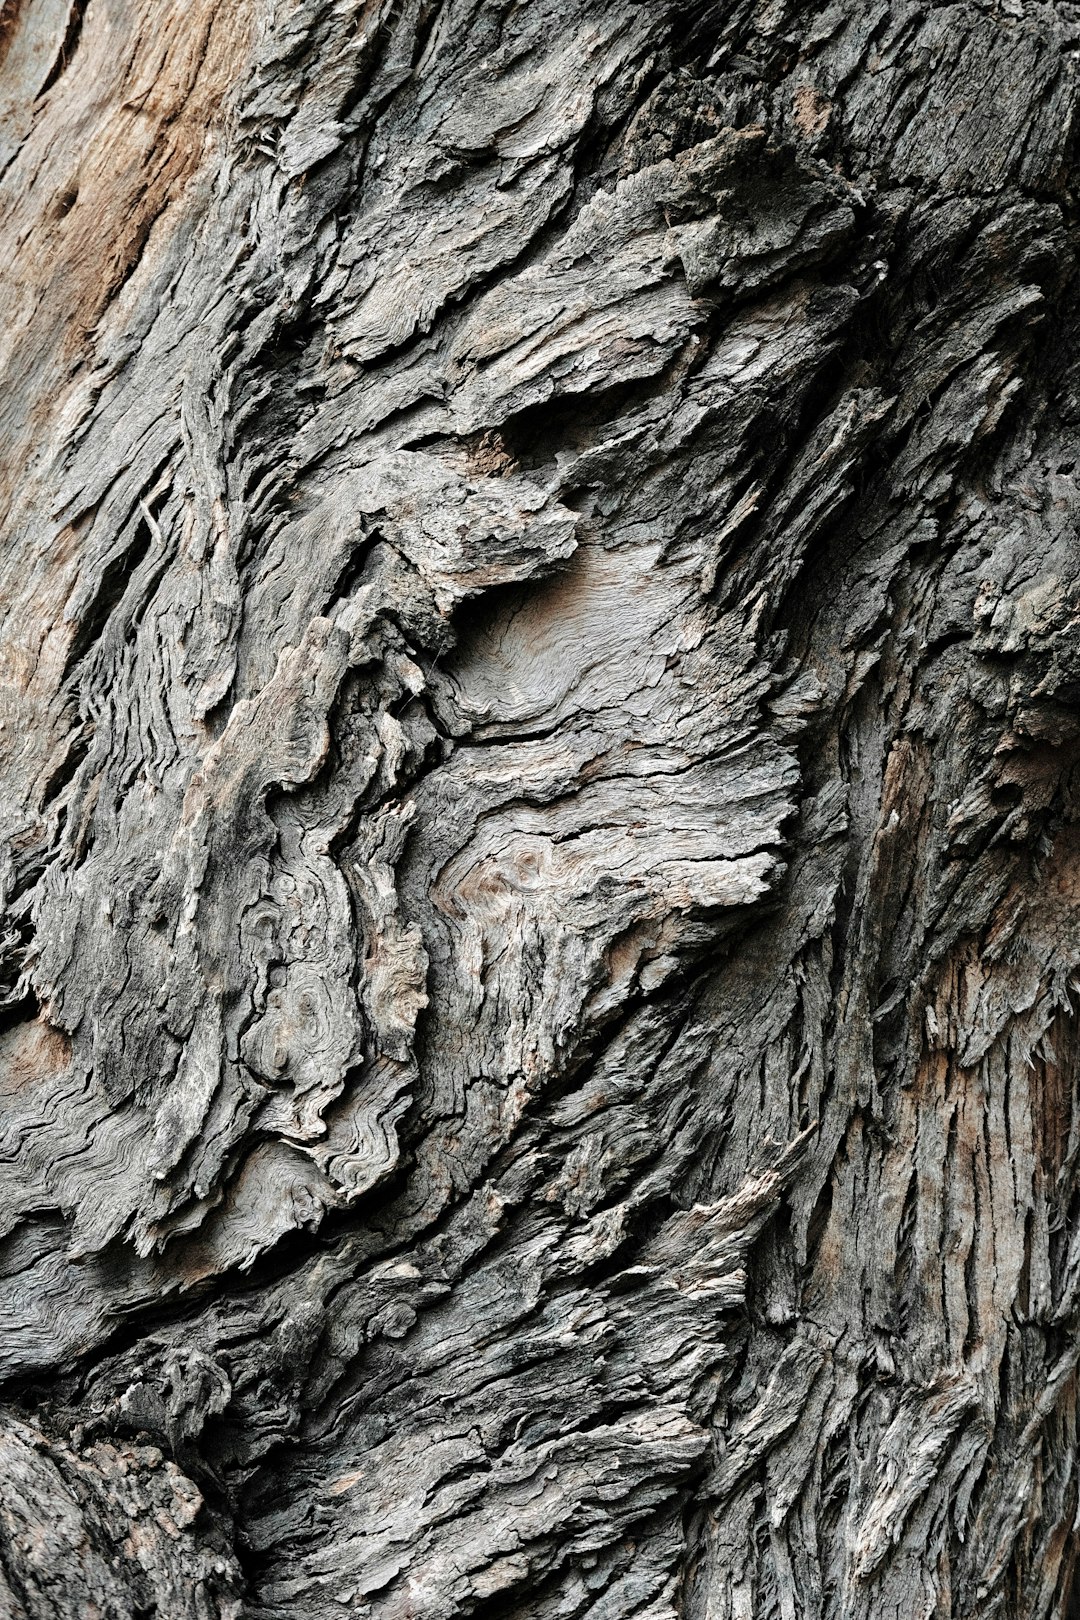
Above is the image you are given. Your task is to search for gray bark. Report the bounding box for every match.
[1,0,1080,1615]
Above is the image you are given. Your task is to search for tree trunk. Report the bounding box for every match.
[2,0,1080,1615]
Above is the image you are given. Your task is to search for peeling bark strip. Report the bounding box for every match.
[1,0,1080,1614]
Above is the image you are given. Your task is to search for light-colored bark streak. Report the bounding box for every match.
[1,0,1080,1616]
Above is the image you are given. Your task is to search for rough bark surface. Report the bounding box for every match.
[2,0,1080,1615]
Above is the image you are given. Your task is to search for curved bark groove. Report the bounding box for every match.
[2,0,1080,1616]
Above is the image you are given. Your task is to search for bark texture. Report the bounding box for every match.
[2,0,1080,1615]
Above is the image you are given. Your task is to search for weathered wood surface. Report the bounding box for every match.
[2,0,1080,1614]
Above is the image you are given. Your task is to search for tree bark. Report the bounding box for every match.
[2,0,1080,1615]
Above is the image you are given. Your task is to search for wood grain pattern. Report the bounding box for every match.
[2,0,1080,1614]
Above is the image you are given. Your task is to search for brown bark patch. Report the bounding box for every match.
[792,85,832,139]
[0,1015,72,1095]
[0,0,258,523]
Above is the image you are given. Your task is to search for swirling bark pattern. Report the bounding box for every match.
[2,1,1080,1616]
